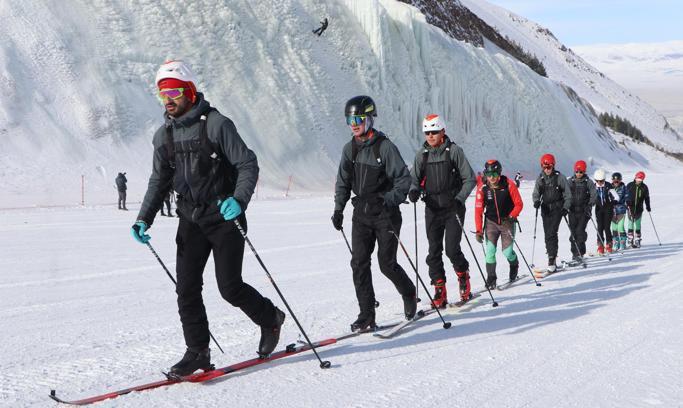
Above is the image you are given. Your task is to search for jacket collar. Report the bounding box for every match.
[164,92,212,128]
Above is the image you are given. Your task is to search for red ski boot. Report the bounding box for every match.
[456,270,471,301]
[431,279,447,309]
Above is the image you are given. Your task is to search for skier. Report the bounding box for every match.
[625,171,651,248]
[115,172,128,210]
[531,153,571,272]
[474,160,523,290]
[567,160,596,262]
[593,168,614,254]
[408,113,476,308]
[312,18,328,36]
[130,60,285,376]
[609,172,628,251]
[514,171,523,188]
[332,95,417,331]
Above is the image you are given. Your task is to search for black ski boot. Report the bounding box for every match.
[509,260,519,281]
[169,347,212,377]
[350,311,376,332]
[403,294,417,320]
[258,308,285,358]
[485,263,497,290]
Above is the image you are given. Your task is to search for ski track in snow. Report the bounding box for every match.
[1,175,681,407]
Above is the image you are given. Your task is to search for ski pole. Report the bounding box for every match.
[454,213,499,307]
[145,242,225,354]
[234,220,331,369]
[589,216,612,261]
[505,223,541,286]
[647,211,662,246]
[340,228,352,255]
[531,207,539,267]
[563,214,585,265]
[413,202,420,302]
[389,231,452,329]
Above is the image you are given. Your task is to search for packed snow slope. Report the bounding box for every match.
[459,0,682,152]
[2,0,680,208]
[1,165,681,407]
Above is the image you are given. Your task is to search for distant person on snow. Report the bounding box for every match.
[332,95,417,331]
[592,169,615,254]
[115,172,128,210]
[474,160,523,290]
[408,114,476,307]
[625,171,650,248]
[514,171,523,188]
[131,60,285,377]
[532,153,571,272]
[609,172,628,251]
[567,160,596,262]
[159,190,174,217]
[312,17,328,36]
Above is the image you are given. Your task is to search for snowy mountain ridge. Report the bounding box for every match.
[1,0,680,208]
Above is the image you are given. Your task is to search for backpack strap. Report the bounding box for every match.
[371,134,386,165]
[164,125,175,170]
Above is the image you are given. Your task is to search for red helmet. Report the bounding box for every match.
[540,153,555,168]
[635,171,645,180]
[574,160,587,173]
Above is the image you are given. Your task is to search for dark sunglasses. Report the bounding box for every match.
[424,130,441,136]
[575,170,584,174]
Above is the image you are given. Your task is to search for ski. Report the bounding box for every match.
[532,265,565,279]
[447,291,483,308]
[373,309,430,339]
[49,338,337,405]
[496,276,527,290]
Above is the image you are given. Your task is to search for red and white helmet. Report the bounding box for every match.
[422,114,445,132]
[540,153,555,168]
[155,60,197,86]
[635,171,645,181]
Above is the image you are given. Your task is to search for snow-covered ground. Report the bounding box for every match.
[1,165,681,407]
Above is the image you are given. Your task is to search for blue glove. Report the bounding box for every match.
[131,221,150,244]
[219,197,242,221]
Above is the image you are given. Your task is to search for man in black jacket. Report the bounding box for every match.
[408,114,476,307]
[115,172,127,210]
[131,60,284,376]
[332,95,417,332]
[567,160,596,262]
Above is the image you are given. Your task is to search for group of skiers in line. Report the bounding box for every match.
[129,60,653,378]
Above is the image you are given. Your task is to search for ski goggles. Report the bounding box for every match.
[346,115,367,126]
[484,171,500,177]
[157,88,186,101]
[541,164,553,170]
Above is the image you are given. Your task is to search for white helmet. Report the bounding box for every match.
[422,114,445,132]
[155,60,197,86]
[593,168,606,181]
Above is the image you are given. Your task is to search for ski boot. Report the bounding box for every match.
[485,263,497,290]
[547,257,557,273]
[258,308,285,358]
[619,237,628,251]
[350,311,376,332]
[456,270,471,301]
[431,279,447,309]
[169,347,212,377]
[403,293,418,320]
[627,232,634,248]
[509,260,519,281]
[606,242,613,253]
[597,242,604,255]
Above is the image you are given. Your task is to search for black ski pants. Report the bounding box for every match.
[541,207,563,259]
[118,190,126,209]
[175,211,277,350]
[568,210,590,256]
[595,207,613,245]
[425,204,469,284]
[350,207,416,317]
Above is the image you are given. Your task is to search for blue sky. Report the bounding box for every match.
[484,0,683,46]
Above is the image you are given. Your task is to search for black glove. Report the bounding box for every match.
[331,210,344,230]
[475,232,484,244]
[533,201,541,209]
[646,205,651,212]
[408,190,421,203]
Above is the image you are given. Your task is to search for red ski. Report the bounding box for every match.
[49,338,337,405]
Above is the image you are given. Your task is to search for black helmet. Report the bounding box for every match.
[484,159,502,175]
[345,95,377,117]
[611,172,622,181]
